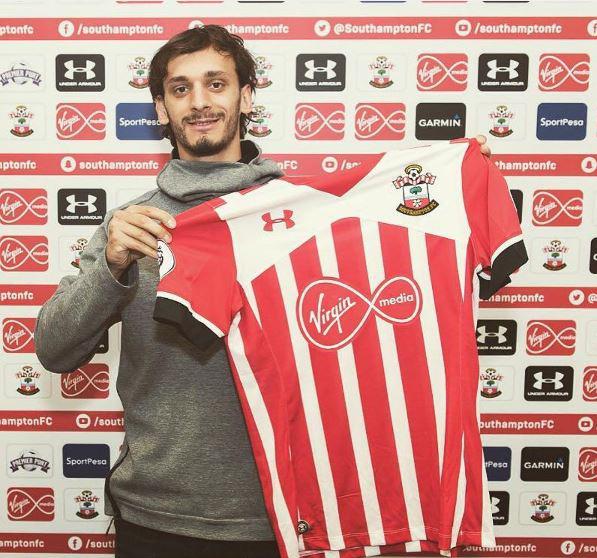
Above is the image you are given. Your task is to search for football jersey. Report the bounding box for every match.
[153,139,528,558]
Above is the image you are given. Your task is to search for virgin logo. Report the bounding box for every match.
[526,320,576,355]
[61,364,109,398]
[7,487,54,521]
[2,318,36,353]
[297,276,421,350]
[532,190,583,226]
[578,448,597,481]
[583,367,597,401]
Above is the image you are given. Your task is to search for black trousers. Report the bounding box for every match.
[115,517,281,558]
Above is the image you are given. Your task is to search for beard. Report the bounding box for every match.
[169,96,241,158]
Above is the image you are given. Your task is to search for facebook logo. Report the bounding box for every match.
[536,103,587,140]
[116,103,162,140]
[62,444,110,478]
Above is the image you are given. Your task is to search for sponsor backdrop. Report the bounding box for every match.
[0,0,596,557]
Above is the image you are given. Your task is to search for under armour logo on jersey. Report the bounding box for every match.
[585,497,597,515]
[262,210,295,231]
[487,59,519,80]
[304,59,336,80]
[66,195,97,214]
[477,326,508,344]
[533,372,564,390]
[64,59,96,80]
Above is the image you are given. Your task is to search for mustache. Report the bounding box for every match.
[183,111,223,124]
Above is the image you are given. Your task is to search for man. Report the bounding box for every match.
[35,25,492,558]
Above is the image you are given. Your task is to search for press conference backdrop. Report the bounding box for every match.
[0,0,596,556]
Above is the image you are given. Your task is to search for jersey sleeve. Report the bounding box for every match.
[153,205,242,350]
[462,140,528,300]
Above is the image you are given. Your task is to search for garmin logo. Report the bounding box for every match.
[418,117,461,127]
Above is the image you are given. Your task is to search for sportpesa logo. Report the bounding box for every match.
[116,103,161,140]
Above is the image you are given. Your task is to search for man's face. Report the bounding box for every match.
[155,47,252,160]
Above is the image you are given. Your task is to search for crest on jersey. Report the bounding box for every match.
[157,240,175,279]
[393,164,438,216]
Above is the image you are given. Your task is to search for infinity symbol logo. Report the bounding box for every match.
[0,190,47,224]
[56,103,106,139]
[539,55,590,90]
[2,319,35,352]
[295,104,345,139]
[0,236,49,271]
[61,366,110,398]
[417,55,468,90]
[354,104,406,139]
[526,321,576,355]
[298,276,421,350]
[532,191,583,226]
[7,488,55,520]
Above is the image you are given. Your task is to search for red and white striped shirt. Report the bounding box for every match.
[154,139,527,558]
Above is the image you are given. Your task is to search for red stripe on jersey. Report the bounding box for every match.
[226,303,293,558]
[331,217,410,538]
[252,266,331,549]
[377,222,441,539]
[458,242,486,540]
[425,233,465,546]
[290,236,370,550]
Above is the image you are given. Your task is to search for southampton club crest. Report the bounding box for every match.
[530,493,556,523]
[543,240,568,271]
[157,240,175,280]
[393,164,438,216]
[75,490,100,519]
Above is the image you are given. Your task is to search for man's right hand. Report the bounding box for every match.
[106,205,176,279]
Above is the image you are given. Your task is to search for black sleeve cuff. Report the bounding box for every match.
[153,297,219,351]
[478,239,529,300]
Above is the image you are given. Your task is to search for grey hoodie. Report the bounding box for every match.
[34,140,284,540]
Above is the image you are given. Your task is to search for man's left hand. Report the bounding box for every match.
[475,134,491,157]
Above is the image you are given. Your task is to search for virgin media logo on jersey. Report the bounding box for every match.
[297,276,421,350]
[0,189,47,225]
[579,448,597,482]
[61,364,109,399]
[532,190,583,226]
[354,103,405,140]
[539,54,590,92]
[526,320,576,356]
[582,367,597,401]
[2,318,36,353]
[416,53,467,91]
[7,487,54,521]
[294,103,345,140]
[0,236,49,271]
[56,103,106,140]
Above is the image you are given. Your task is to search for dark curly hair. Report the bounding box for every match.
[149,25,257,145]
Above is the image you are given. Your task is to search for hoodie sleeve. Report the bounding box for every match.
[34,211,139,373]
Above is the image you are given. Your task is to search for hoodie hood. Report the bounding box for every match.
[156,139,284,203]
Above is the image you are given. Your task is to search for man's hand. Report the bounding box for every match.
[475,134,491,157]
[106,205,176,279]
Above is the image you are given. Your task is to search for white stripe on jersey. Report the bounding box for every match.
[455,239,467,302]
[449,436,466,548]
[359,219,426,541]
[408,229,447,474]
[276,257,345,549]
[316,227,386,546]
[227,313,297,558]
